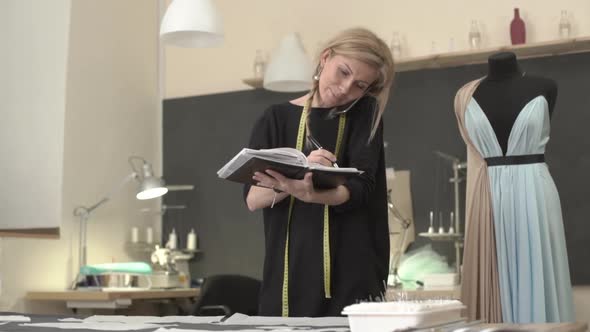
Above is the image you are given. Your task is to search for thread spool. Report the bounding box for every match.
[438,212,444,234]
[146,227,154,244]
[131,227,139,243]
[187,229,197,251]
[167,228,177,249]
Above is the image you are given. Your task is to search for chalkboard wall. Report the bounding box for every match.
[163,52,590,285]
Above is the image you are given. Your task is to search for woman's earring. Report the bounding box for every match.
[313,67,323,81]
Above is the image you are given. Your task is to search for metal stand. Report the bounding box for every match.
[72,173,138,288]
[450,160,467,283]
[419,151,467,284]
[387,189,412,288]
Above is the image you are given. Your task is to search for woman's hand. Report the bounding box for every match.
[253,170,316,203]
[307,149,337,167]
[250,168,350,208]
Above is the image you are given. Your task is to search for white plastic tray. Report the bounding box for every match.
[342,301,465,332]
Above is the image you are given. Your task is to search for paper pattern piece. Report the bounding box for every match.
[84,315,223,324]
[0,315,31,322]
[21,322,166,331]
[222,313,349,327]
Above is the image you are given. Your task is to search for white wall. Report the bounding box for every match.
[165,0,590,98]
[0,0,71,310]
[0,1,68,230]
[0,0,161,313]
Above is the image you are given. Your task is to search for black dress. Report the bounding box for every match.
[243,97,390,317]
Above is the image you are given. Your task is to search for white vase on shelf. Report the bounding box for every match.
[559,10,572,38]
[468,20,482,49]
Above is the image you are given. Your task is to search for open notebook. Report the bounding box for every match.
[217,147,363,189]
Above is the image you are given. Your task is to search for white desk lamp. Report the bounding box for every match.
[73,156,168,273]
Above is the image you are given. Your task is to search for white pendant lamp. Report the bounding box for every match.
[263,33,313,92]
[160,0,224,48]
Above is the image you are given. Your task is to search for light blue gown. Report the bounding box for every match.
[464,95,574,323]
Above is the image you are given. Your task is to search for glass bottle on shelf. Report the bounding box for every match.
[430,41,437,54]
[510,8,526,45]
[559,10,571,39]
[253,49,265,79]
[468,20,481,49]
[389,32,402,59]
[448,37,456,52]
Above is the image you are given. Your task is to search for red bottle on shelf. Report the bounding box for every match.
[510,8,526,45]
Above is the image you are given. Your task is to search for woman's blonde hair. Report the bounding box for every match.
[309,27,395,142]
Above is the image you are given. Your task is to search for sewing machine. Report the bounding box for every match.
[149,245,195,289]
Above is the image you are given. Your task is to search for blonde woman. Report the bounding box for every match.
[244,27,395,317]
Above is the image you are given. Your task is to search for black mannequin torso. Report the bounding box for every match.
[472,52,557,155]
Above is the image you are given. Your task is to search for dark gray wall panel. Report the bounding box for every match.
[163,90,299,279]
[164,52,590,284]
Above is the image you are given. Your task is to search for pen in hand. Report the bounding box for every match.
[307,135,339,168]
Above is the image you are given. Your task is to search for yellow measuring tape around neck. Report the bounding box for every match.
[281,97,347,317]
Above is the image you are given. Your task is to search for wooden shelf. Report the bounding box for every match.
[125,242,202,255]
[242,36,590,88]
[396,36,590,72]
[419,232,463,242]
[125,241,161,252]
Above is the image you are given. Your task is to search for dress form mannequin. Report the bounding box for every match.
[455,54,574,323]
[473,52,557,155]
